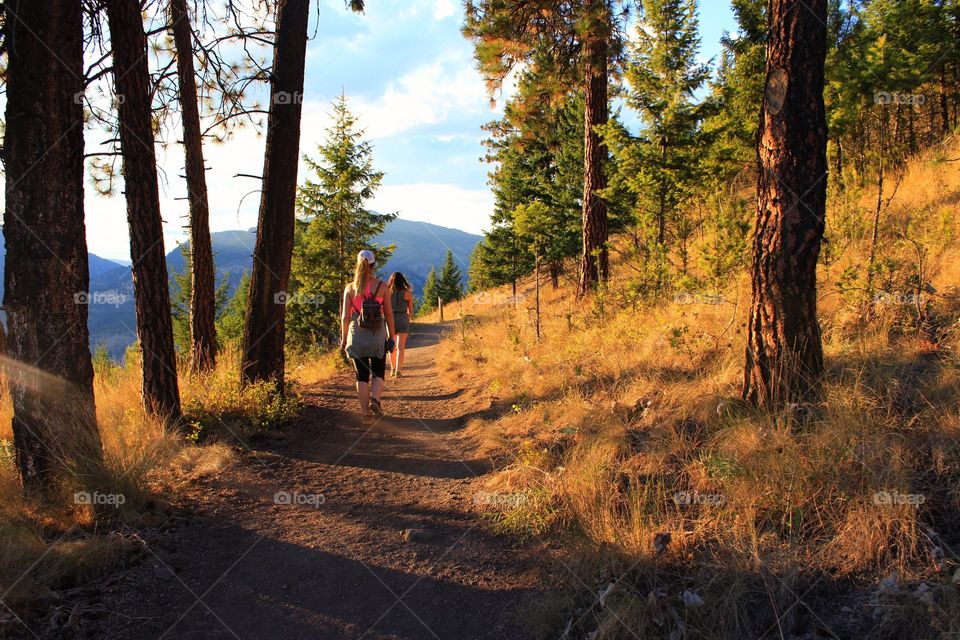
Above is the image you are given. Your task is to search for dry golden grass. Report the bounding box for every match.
[0,342,338,621]
[288,347,344,387]
[437,139,960,638]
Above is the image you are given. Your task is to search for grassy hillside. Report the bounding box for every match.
[430,138,960,638]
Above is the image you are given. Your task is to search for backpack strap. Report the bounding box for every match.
[352,281,368,313]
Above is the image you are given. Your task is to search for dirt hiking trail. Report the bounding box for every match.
[64,322,556,640]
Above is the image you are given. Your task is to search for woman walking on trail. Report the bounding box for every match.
[340,250,396,423]
[387,272,414,377]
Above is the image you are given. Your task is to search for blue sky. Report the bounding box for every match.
[83,0,738,262]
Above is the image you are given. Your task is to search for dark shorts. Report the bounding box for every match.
[393,313,410,334]
[353,356,386,383]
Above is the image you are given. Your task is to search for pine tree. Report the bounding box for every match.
[704,0,767,170]
[547,95,591,282]
[743,0,828,407]
[437,251,465,304]
[614,0,712,243]
[242,0,312,392]
[216,272,251,348]
[170,245,230,355]
[477,79,594,292]
[288,94,396,348]
[170,0,216,373]
[420,267,440,312]
[106,0,182,426]
[464,0,636,297]
[467,227,529,295]
[4,0,104,491]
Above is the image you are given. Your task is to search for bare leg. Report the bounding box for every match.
[397,333,408,372]
[388,347,396,374]
[357,381,370,414]
[371,375,385,401]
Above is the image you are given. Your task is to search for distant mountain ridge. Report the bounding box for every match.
[0,219,480,358]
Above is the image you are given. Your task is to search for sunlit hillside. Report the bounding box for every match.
[428,137,960,639]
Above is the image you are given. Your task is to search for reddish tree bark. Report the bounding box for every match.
[576,0,610,298]
[742,0,828,407]
[106,0,183,425]
[3,0,103,491]
[241,0,310,392]
[170,0,217,373]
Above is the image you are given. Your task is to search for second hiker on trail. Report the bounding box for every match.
[387,272,414,378]
[340,250,396,424]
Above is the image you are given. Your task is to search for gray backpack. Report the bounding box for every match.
[358,281,384,330]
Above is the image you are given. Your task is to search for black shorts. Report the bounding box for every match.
[353,356,386,383]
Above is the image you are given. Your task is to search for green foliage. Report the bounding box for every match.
[288,94,396,348]
[472,82,600,290]
[216,271,249,348]
[421,251,466,312]
[604,0,713,295]
[183,381,302,441]
[702,0,766,171]
[462,0,960,312]
[92,345,121,382]
[464,1,636,293]
[438,250,465,303]
[169,244,231,355]
[463,0,632,99]
[512,201,552,255]
[698,196,751,291]
[420,267,439,313]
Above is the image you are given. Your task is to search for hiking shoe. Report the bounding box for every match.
[370,398,383,416]
[395,371,403,378]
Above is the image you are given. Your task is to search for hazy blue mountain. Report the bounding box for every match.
[375,218,477,292]
[0,242,126,282]
[2,219,479,358]
[89,253,127,278]
[160,218,478,293]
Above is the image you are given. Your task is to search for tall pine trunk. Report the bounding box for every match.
[742,0,828,407]
[576,0,609,298]
[833,137,844,188]
[170,0,217,373]
[940,66,951,137]
[549,261,561,289]
[241,0,310,391]
[3,0,103,491]
[656,139,667,245]
[106,0,182,426]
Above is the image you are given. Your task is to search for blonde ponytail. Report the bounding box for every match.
[352,256,373,293]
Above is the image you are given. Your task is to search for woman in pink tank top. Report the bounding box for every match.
[340,250,396,424]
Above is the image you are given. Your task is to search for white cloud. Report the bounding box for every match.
[350,54,488,139]
[433,0,456,21]
[83,94,493,261]
[370,183,491,236]
[80,43,493,259]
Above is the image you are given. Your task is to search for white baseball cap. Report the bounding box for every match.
[358,249,376,265]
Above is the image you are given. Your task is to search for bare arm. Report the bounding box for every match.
[406,290,414,316]
[382,282,397,338]
[340,286,352,350]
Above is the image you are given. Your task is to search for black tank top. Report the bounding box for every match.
[392,290,408,315]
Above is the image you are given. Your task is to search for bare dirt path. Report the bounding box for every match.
[52,323,555,640]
